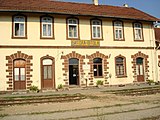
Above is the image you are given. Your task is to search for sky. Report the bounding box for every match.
[62,0,160,19]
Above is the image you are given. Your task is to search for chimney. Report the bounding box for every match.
[123,4,129,7]
[92,0,98,5]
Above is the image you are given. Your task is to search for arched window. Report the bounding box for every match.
[67,18,79,39]
[113,21,124,40]
[115,56,126,77]
[91,19,102,39]
[13,15,26,38]
[14,59,26,81]
[69,58,79,65]
[41,16,53,38]
[93,58,103,77]
[133,23,143,40]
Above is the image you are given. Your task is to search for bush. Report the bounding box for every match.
[146,80,155,85]
[29,85,39,92]
[57,84,63,89]
[96,80,103,86]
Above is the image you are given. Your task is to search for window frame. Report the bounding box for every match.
[115,55,127,77]
[133,22,144,41]
[40,16,54,39]
[113,20,125,41]
[66,17,80,40]
[93,58,103,78]
[12,14,27,39]
[91,19,103,40]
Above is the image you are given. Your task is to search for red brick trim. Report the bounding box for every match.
[131,51,149,82]
[6,51,33,91]
[61,51,85,87]
[86,51,109,85]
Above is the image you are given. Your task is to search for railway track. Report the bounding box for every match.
[0,94,86,106]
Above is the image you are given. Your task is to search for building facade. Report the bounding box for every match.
[0,0,159,91]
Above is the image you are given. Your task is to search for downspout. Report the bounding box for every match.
[156,41,160,82]
[151,24,159,82]
[150,23,155,81]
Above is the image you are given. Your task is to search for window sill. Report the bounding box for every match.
[114,39,125,41]
[91,38,104,41]
[116,75,127,78]
[12,36,27,39]
[40,37,55,40]
[94,76,103,78]
[67,38,80,40]
[134,39,144,42]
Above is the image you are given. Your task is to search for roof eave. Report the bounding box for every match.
[0,9,157,22]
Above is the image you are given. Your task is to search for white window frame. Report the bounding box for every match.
[134,23,143,40]
[114,21,123,40]
[41,17,53,38]
[67,18,78,38]
[13,16,25,37]
[91,20,102,39]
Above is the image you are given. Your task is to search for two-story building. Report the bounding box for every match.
[0,0,159,91]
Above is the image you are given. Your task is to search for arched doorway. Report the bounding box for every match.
[13,59,26,90]
[136,57,144,82]
[69,58,79,85]
[41,58,55,89]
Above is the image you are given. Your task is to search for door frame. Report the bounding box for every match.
[68,58,80,86]
[40,56,55,89]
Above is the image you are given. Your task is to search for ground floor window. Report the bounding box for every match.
[115,56,126,77]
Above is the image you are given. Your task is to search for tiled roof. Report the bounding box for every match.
[0,0,158,21]
[155,28,160,42]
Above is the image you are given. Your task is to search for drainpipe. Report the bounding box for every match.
[156,41,160,82]
[151,24,159,82]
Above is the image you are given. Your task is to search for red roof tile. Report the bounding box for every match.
[155,28,160,42]
[0,0,158,21]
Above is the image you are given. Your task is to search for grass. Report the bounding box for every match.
[139,115,160,120]
[0,93,84,101]
[102,86,160,96]
[0,114,8,118]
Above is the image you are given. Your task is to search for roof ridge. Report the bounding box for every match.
[0,0,158,21]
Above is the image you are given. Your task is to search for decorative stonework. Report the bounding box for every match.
[86,51,109,85]
[6,51,33,90]
[61,51,85,87]
[131,51,149,82]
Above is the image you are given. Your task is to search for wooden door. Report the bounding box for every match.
[41,58,55,89]
[13,59,26,90]
[136,57,144,82]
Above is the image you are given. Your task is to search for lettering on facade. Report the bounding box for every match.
[71,40,100,46]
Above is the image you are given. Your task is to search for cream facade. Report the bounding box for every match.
[0,11,157,91]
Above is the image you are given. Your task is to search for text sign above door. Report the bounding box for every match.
[71,40,100,46]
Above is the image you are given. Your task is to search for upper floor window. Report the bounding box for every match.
[67,18,79,39]
[91,19,102,39]
[41,16,54,39]
[113,21,124,40]
[12,15,27,38]
[115,56,126,77]
[93,58,103,77]
[133,23,143,41]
